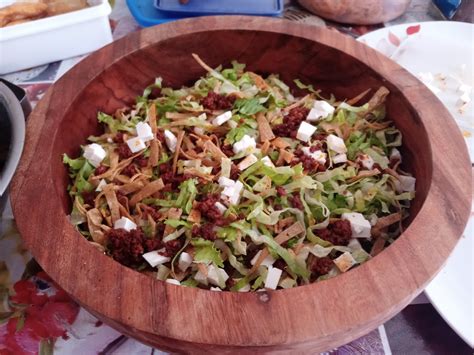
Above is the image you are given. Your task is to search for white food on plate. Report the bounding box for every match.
[327,134,347,154]
[136,122,154,142]
[164,130,177,152]
[126,137,146,153]
[261,156,275,167]
[114,216,137,232]
[178,252,193,271]
[165,279,181,285]
[95,179,107,192]
[142,250,171,267]
[233,134,256,155]
[296,121,317,142]
[83,143,106,167]
[301,147,326,164]
[264,266,283,290]
[396,175,416,192]
[341,212,371,239]
[306,100,335,121]
[333,251,357,272]
[250,250,275,268]
[212,111,233,126]
[332,153,347,164]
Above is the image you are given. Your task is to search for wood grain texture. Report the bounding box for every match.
[297,0,412,25]
[10,16,471,353]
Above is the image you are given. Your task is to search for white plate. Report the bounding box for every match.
[359,22,474,347]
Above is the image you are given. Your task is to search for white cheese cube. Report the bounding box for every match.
[296,121,317,142]
[396,175,416,193]
[238,154,258,171]
[333,251,357,273]
[390,148,401,162]
[230,181,243,205]
[326,134,347,154]
[214,202,227,214]
[306,100,335,121]
[210,287,222,291]
[194,270,208,286]
[212,111,232,126]
[114,216,137,232]
[233,135,256,155]
[301,147,327,164]
[136,122,154,142]
[238,284,251,292]
[95,179,107,192]
[264,267,282,290]
[164,130,177,153]
[178,252,193,272]
[357,154,374,170]
[250,250,276,268]
[207,265,229,288]
[83,143,106,167]
[261,156,275,167]
[218,176,235,187]
[165,279,181,285]
[341,212,371,239]
[332,153,347,165]
[126,137,146,153]
[142,250,171,267]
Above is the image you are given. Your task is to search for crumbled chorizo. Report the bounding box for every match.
[116,143,133,159]
[106,228,160,267]
[200,91,236,110]
[273,107,310,138]
[192,223,217,241]
[317,220,352,246]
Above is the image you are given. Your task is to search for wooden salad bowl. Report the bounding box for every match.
[10,16,471,353]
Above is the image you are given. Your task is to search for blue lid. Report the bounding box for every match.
[155,0,283,16]
[127,0,283,27]
[126,0,185,27]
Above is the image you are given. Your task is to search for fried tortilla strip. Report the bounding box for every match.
[0,3,47,27]
[248,72,269,91]
[149,139,160,168]
[271,137,290,149]
[165,112,196,120]
[362,86,389,117]
[103,185,120,224]
[347,88,371,106]
[250,221,305,274]
[172,130,185,175]
[129,178,165,206]
[257,112,275,142]
[370,237,386,257]
[260,139,271,156]
[187,208,201,223]
[283,94,310,112]
[203,140,227,160]
[148,103,157,133]
[279,149,294,164]
[347,169,381,183]
[372,213,402,238]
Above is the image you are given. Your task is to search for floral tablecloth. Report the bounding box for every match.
[0,0,472,354]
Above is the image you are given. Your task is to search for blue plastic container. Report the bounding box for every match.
[155,0,283,16]
[126,0,283,28]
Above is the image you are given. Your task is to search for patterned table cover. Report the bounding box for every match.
[0,0,471,354]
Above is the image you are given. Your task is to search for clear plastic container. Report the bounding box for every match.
[0,0,113,74]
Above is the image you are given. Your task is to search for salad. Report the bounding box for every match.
[64,55,416,291]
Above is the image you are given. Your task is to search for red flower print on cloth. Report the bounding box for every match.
[0,272,79,355]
